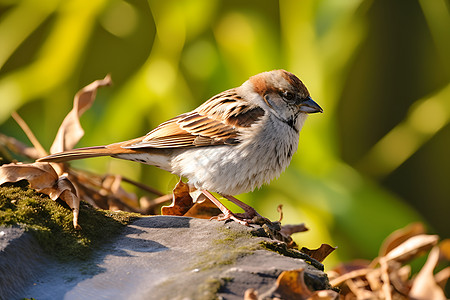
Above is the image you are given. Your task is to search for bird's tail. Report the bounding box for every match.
[37,146,117,163]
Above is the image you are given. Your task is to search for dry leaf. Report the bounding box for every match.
[435,267,450,289]
[262,268,313,300]
[439,239,450,260]
[161,179,194,216]
[329,267,371,287]
[50,74,111,154]
[409,246,447,300]
[379,222,425,257]
[307,290,339,300]
[0,162,58,189]
[300,244,336,263]
[184,197,222,219]
[244,288,259,300]
[0,162,81,229]
[383,234,439,263]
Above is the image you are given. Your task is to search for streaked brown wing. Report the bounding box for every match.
[123,112,239,149]
[123,89,265,150]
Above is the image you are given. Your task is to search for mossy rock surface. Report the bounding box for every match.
[1,182,332,299]
[0,181,139,260]
[10,216,331,300]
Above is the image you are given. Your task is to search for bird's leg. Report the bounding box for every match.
[220,194,270,223]
[200,190,250,226]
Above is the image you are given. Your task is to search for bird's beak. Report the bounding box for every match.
[298,97,323,114]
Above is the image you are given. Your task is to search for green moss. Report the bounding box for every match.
[191,226,259,271]
[0,181,140,260]
[194,277,233,300]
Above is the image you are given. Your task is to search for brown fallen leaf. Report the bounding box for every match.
[184,197,222,219]
[379,222,426,257]
[261,268,313,300]
[0,162,81,229]
[161,179,194,216]
[300,244,336,263]
[409,246,447,300]
[435,267,450,290]
[50,74,112,155]
[383,234,439,263]
[0,162,59,190]
[244,288,258,300]
[307,290,339,300]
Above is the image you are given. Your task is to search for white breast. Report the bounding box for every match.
[170,113,306,195]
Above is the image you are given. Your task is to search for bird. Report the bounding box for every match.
[37,70,323,225]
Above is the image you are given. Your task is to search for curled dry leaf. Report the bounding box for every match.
[161,179,194,216]
[0,162,58,189]
[383,234,439,263]
[379,222,425,257]
[300,244,336,263]
[183,197,222,219]
[253,268,338,300]
[243,288,258,300]
[409,246,447,300]
[435,267,450,289]
[307,290,339,300]
[0,162,80,229]
[161,180,222,218]
[261,268,313,300]
[50,74,112,154]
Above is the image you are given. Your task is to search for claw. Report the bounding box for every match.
[201,190,271,226]
[211,213,251,226]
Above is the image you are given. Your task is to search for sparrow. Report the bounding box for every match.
[37,70,323,225]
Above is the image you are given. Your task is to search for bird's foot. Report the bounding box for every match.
[211,212,251,226]
[201,190,272,226]
[211,210,272,226]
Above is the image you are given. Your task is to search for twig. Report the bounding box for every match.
[11,111,47,157]
[121,176,165,196]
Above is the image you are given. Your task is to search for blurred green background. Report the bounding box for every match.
[1,0,449,267]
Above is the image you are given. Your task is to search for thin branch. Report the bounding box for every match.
[11,111,47,157]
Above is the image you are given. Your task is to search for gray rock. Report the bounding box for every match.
[0,226,50,299]
[1,216,331,300]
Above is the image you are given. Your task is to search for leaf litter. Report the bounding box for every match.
[0,75,164,229]
[328,223,449,300]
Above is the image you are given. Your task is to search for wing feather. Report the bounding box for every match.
[123,89,265,150]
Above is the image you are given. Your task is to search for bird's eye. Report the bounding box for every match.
[282,91,295,102]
